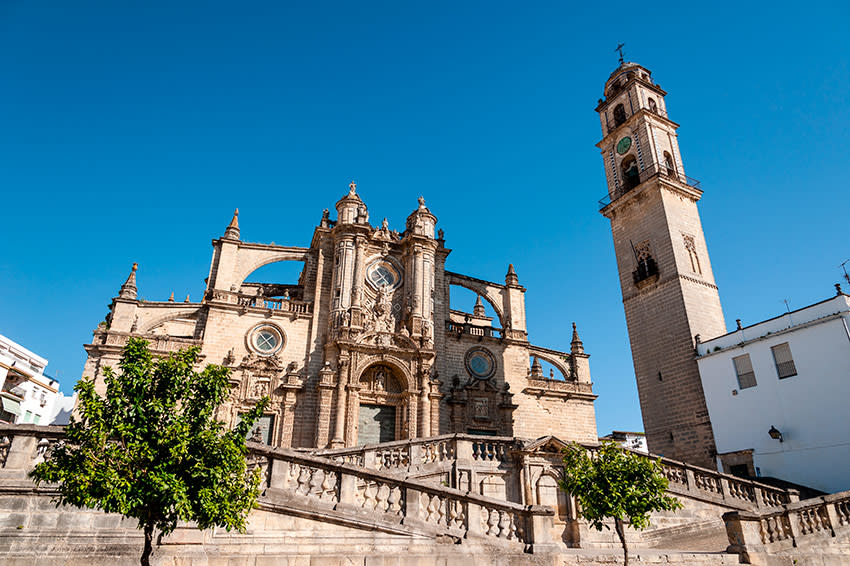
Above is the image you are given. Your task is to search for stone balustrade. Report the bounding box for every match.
[314,433,519,474]
[90,329,202,352]
[0,425,556,552]
[207,289,313,315]
[317,435,795,514]
[646,450,794,511]
[249,442,554,549]
[724,490,850,559]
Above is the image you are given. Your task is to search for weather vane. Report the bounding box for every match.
[615,42,626,65]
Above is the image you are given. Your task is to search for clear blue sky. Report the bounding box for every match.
[2,1,848,436]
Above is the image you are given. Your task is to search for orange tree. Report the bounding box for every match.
[560,441,682,565]
[31,338,268,566]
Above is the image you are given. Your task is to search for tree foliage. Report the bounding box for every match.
[30,338,269,566]
[560,441,682,565]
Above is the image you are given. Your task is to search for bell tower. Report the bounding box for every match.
[597,60,726,468]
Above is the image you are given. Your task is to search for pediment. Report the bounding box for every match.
[523,435,571,454]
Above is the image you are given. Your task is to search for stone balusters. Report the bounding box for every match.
[724,490,850,559]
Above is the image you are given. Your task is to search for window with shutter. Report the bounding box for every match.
[771,343,797,379]
[733,354,757,389]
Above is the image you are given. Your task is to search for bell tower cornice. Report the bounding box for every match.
[596,107,680,146]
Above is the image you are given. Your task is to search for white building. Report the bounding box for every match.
[599,430,648,453]
[0,334,73,425]
[695,286,850,494]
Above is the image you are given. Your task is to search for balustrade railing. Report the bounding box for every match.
[207,289,313,315]
[2,424,793,519]
[598,161,702,210]
[616,447,792,511]
[252,443,552,548]
[0,425,554,550]
[314,434,519,475]
[724,490,850,557]
[445,321,503,339]
[91,329,201,352]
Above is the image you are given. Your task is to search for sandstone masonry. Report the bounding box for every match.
[84,186,597,449]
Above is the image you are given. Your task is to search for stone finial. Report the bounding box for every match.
[473,295,486,317]
[349,181,357,195]
[505,263,519,287]
[418,195,426,209]
[836,283,843,296]
[119,263,139,299]
[223,209,240,240]
[168,292,175,302]
[185,294,191,303]
[570,322,585,355]
[530,356,543,378]
[736,319,743,330]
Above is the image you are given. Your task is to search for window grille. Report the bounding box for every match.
[771,343,797,379]
[733,354,757,389]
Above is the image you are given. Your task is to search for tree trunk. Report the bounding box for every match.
[614,517,628,566]
[141,523,154,566]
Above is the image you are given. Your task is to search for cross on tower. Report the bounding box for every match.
[615,42,626,65]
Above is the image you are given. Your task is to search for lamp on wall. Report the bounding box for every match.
[768,425,783,443]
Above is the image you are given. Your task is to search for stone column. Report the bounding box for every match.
[280,391,298,448]
[330,358,349,448]
[419,372,430,438]
[350,236,365,327]
[345,383,361,446]
[314,363,335,448]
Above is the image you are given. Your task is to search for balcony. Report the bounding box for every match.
[598,161,702,210]
[633,257,659,285]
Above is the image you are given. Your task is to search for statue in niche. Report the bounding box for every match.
[371,285,394,334]
[227,381,241,403]
[375,369,386,391]
[251,378,269,398]
[473,398,489,419]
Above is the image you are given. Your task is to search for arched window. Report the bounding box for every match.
[613,104,627,127]
[648,97,658,114]
[663,151,676,177]
[621,155,639,190]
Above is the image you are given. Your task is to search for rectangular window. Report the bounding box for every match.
[733,354,757,389]
[771,342,797,379]
[24,410,33,423]
[33,414,41,424]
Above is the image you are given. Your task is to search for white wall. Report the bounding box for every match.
[696,299,850,494]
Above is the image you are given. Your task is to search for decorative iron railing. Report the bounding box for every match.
[598,161,702,210]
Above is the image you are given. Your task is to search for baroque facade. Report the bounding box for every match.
[83,184,597,449]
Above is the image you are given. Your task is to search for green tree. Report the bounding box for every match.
[30,338,269,566]
[560,441,682,566]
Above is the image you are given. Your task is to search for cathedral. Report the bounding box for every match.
[84,185,597,449]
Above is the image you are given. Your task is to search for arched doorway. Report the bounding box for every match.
[357,364,407,445]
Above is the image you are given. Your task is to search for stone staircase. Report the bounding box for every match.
[4,424,846,565]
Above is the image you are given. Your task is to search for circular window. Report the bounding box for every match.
[248,324,285,356]
[366,259,402,290]
[465,347,496,380]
